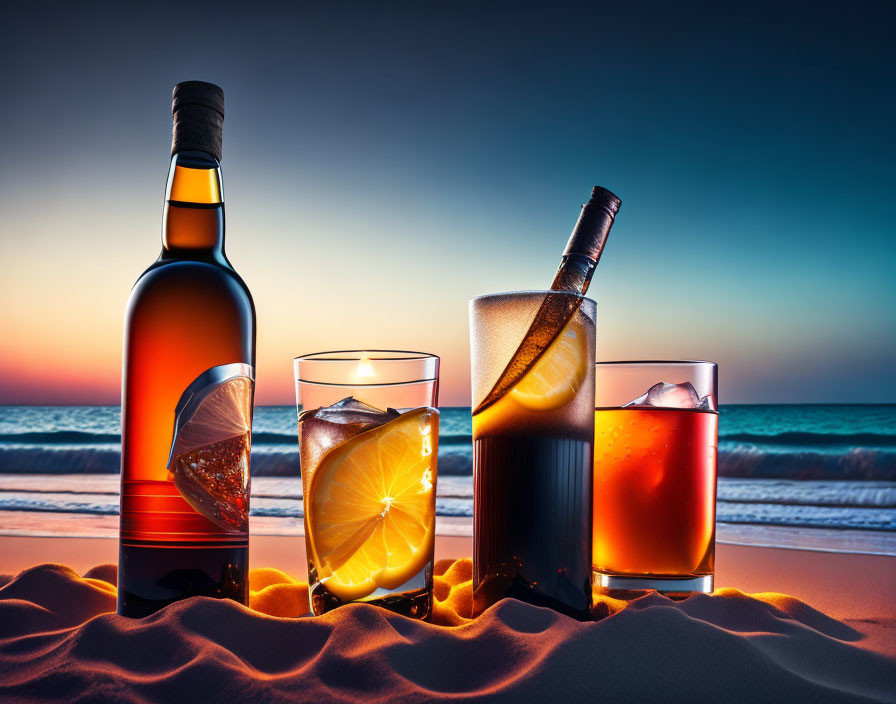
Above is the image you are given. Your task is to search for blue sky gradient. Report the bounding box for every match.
[0,1,894,404]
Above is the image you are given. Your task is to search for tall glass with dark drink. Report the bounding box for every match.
[470,292,596,617]
[469,186,620,618]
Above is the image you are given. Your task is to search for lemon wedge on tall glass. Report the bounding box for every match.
[510,316,588,411]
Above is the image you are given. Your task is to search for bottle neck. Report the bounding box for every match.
[161,151,225,259]
[550,187,620,295]
[550,253,596,295]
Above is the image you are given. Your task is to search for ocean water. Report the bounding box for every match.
[1,405,894,545]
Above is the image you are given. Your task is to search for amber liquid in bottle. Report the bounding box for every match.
[118,137,255,616]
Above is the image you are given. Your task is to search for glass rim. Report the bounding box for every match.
[294,349,439,363]
[294,378,438,388]
[469,289,596,305]
[595,360,717,368]
[294,349,440,386]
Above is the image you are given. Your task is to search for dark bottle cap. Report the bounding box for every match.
[562,185,621,261]
[171,81,225,161]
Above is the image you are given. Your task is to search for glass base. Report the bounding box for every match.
[474,573,593,621]
[308,561,434,620]
[310,583,433,619]
[593,572,713,598]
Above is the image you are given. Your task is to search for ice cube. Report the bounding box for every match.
[623,381,714,410]
[309,397,399,426]
[299,398,400,482]
[698,394,716,411]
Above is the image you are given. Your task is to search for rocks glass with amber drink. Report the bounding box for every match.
[294,351,439,619]
[593,361,718,595]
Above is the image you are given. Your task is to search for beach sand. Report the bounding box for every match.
[1,535,894,702]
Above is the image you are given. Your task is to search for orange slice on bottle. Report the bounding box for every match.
[510,316,588,411]
[307,407,438,601]
[167,364,254,531]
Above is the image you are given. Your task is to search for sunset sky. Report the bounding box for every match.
[1,1,894,406]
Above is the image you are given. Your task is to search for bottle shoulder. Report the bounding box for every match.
[128,256,255,314]
[132,256,245,288]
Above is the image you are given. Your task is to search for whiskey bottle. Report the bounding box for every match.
[118,81,255,617]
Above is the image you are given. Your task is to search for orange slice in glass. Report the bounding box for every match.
[510,316,588,411]
[307,407,438,601]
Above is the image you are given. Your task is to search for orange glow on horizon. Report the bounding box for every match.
[2,175,888,407]
[0,336,473,407]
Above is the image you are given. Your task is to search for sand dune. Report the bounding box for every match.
[1,560,895,703]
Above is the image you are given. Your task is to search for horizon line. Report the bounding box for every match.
[1,402,895,409]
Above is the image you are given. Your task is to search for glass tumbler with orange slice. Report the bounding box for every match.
[470,291,596,619]
[294,350,439,618]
